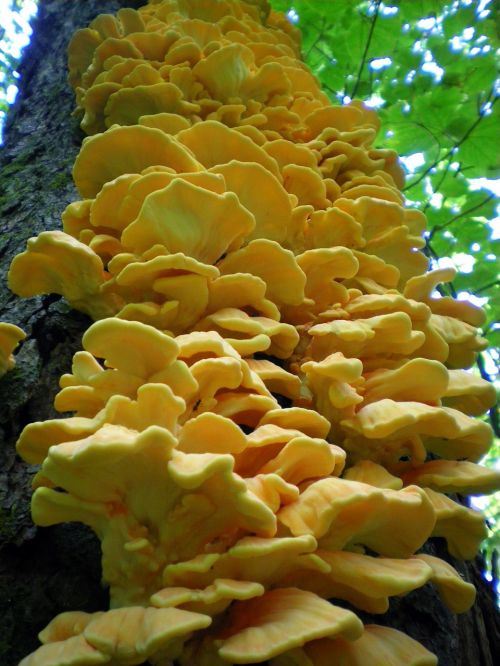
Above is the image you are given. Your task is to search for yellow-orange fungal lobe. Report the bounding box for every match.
[11,0,499,664]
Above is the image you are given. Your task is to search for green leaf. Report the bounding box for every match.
[456,111,500,176]
[464,55,499,95]
[454,258,499,292]
[400,0,445,20]
[442,7,476,40]
[431,171,469,198]
[486,329,500,349]
[413,88,465,132]
[396,49,422,71]
[389,119,440,155]
[431,232,458,258]
[454,219,493,246]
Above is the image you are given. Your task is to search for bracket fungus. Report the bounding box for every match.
[8,0,500,664]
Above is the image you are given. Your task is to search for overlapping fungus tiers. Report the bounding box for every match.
[9,120,495,492]
[10,0,500,664]
[68,0,319,137]
[18,319,476,666]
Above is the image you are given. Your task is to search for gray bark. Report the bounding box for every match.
[0,1,498,664]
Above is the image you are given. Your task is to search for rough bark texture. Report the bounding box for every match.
[0,1,498,665]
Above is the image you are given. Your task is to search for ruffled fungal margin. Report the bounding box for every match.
[0,322,25,376]
[14,321,494,665]
[8,0,500,664]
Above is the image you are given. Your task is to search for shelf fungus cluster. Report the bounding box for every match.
[8,0,499,665]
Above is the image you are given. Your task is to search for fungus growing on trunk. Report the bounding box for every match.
[8,0,500,664]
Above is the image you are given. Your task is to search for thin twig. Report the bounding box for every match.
[423,156,453,213]
[423,241,447,296]
[423,239,458,297]
[350,0,382,98]
[321,82,338,98]
[473,279,500,295]
[313,44,334,62]
[428,193,495,240]
[404,94,499,192]
[305,17,328,60]
[423,239,440,262]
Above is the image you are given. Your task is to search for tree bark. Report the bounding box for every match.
[0,2,140,663]
[0,1,498,665]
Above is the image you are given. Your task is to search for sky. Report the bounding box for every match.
[0,0,38,139]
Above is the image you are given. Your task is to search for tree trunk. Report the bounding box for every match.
[0,1,498,665]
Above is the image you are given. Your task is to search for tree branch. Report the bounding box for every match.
[350,0,382,98]
[313,43,334,62]
[423,157,453,213]
[428,193,495,240]
[473,279,500,295]
[305,17,328,60]
[404,94,499,192]
[423,241,448,296]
